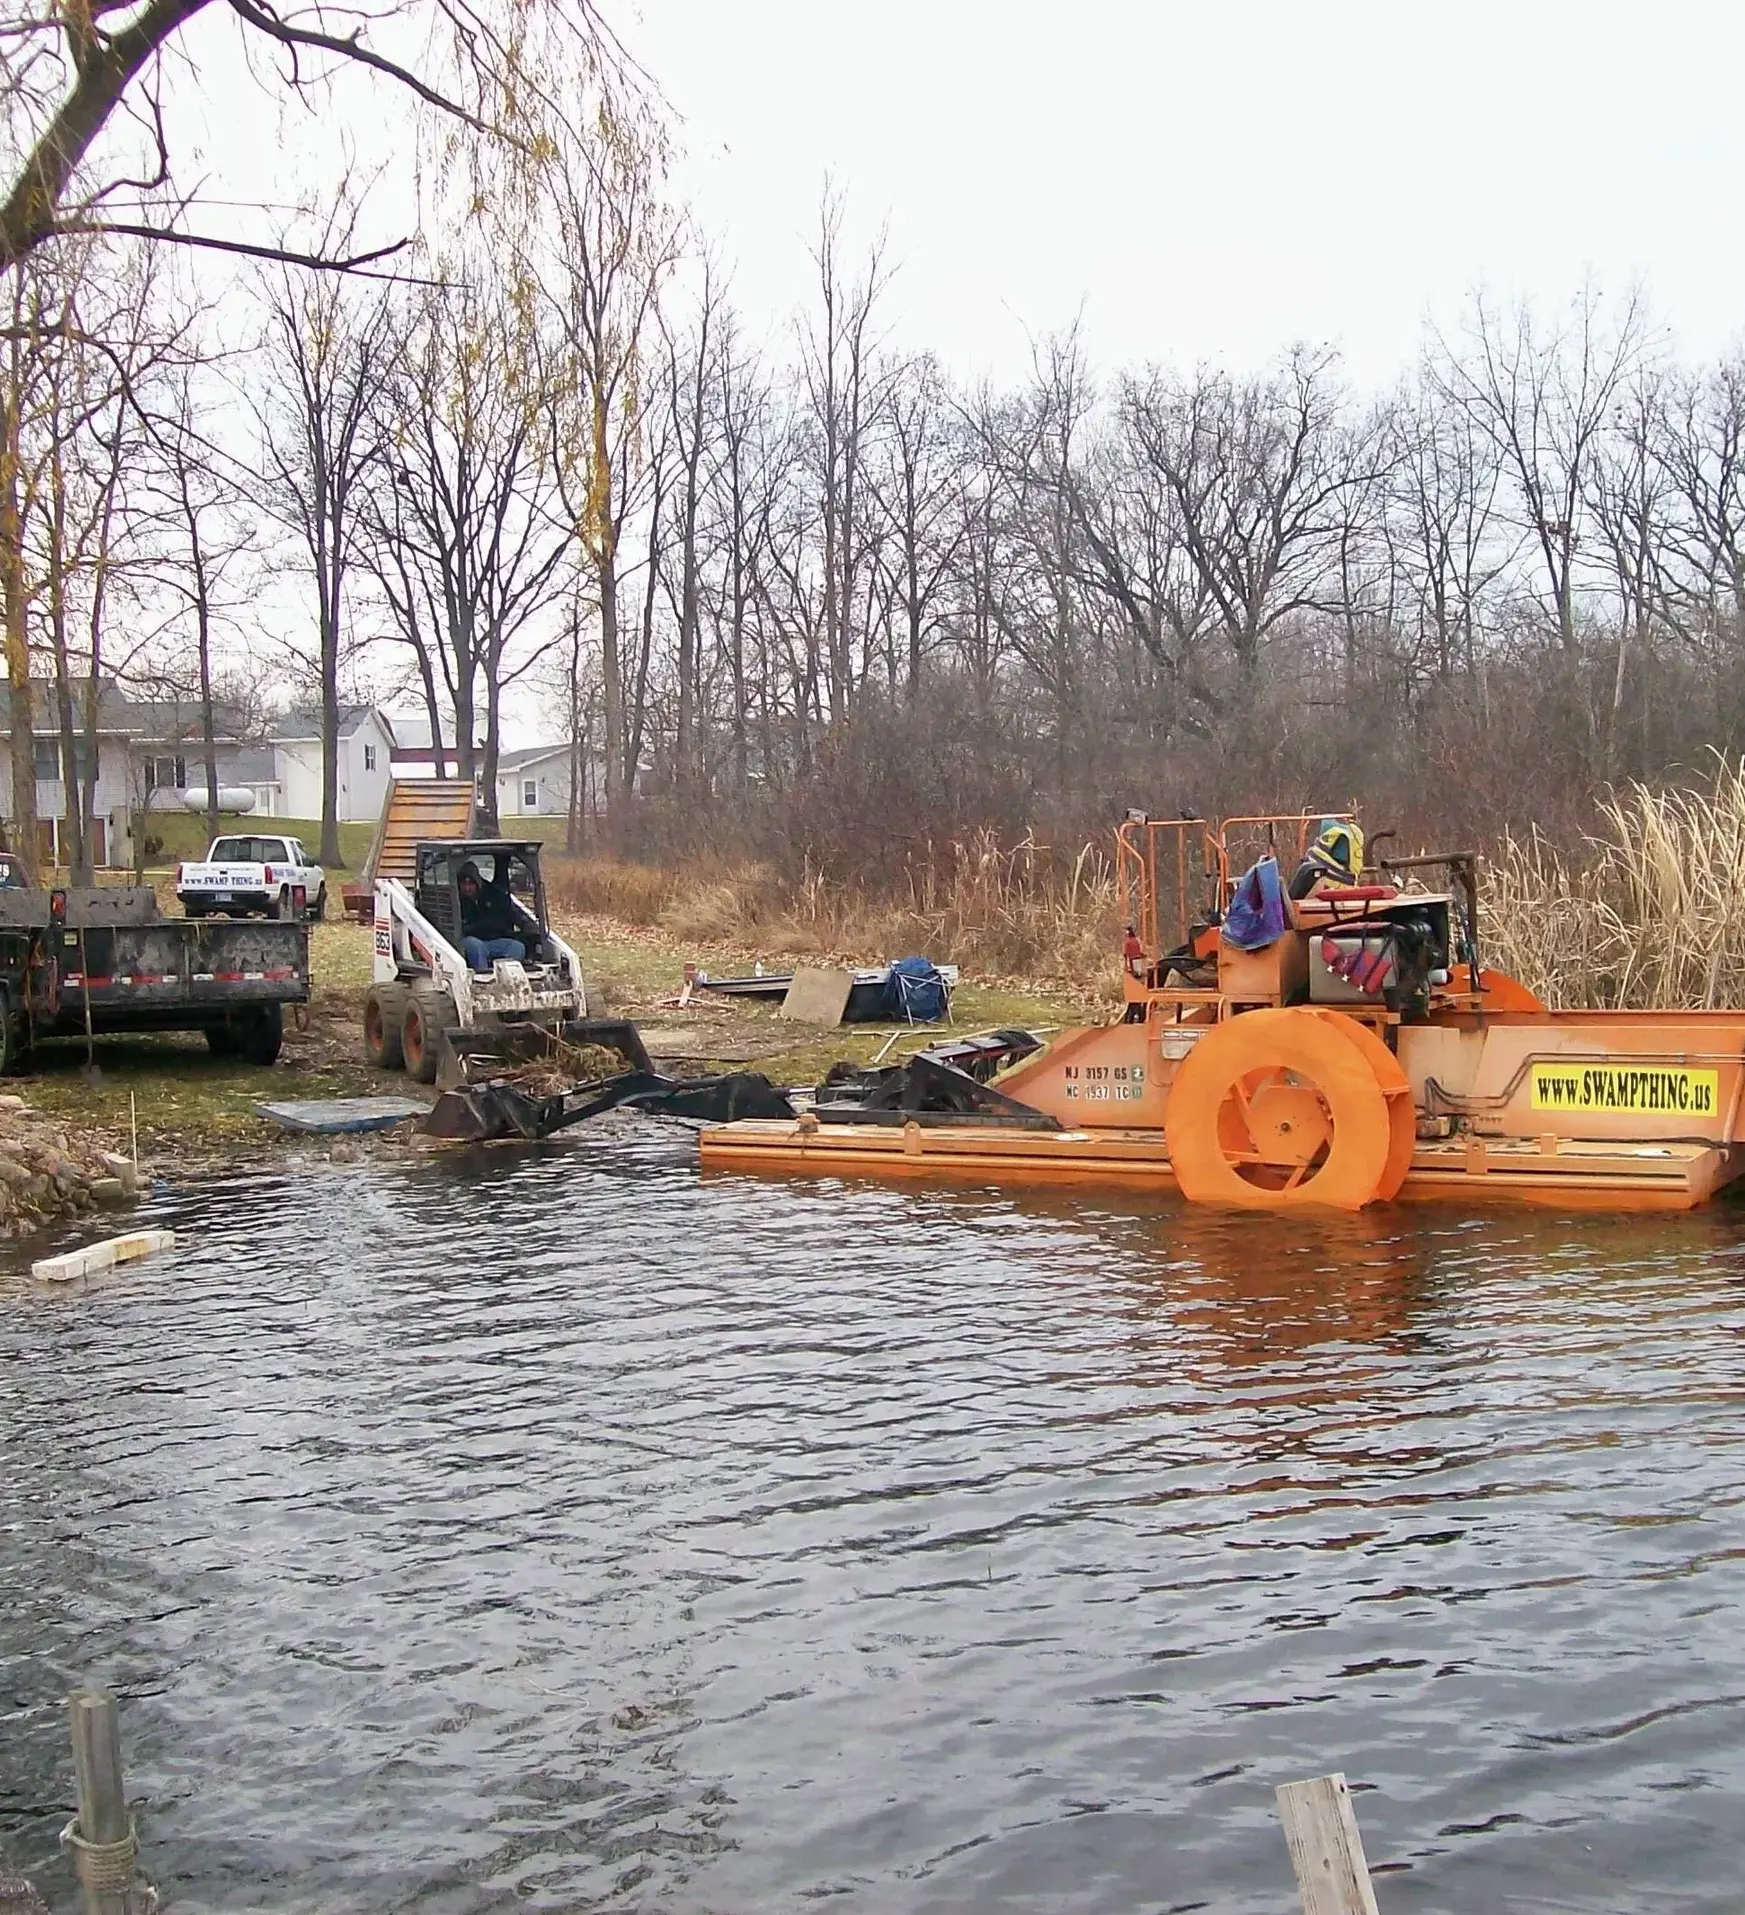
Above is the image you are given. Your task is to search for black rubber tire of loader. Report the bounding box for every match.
[402,986,455,1085]
[364,983,409,1069]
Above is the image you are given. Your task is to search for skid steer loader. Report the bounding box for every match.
[363,839,640,1085]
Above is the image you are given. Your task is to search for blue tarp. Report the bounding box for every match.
[886,956,950,1023]
[1222,856,1289,951]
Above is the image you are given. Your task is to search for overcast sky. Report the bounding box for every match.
[625,0,1745,383]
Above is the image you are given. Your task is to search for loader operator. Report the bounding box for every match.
[457,859,526,972]
[1288,819,1365,900]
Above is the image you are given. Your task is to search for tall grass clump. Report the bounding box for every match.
[1488,755,1745,1008]
[545,830,1125,987]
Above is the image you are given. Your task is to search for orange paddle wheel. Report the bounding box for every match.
[1164,1008,1416,1210]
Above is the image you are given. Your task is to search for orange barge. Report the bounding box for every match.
[698,814,1745,1212]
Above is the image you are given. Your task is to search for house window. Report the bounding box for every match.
[144,754,186,791]
[32,739,98,781]
[364,744,377,771]
[522,778,538,810]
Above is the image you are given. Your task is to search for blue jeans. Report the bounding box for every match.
[463,935,525,972]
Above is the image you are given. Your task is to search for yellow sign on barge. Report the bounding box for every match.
[698,814,1745,1212]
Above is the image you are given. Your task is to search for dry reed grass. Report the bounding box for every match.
[553,771,1745,1015]
[546,829,1125,989]
[1487,755,1745,1009]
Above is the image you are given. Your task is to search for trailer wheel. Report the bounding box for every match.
[402,987,454,1085]
[235,1003,284,1066]
[205,1024,236,1057]
[364,984,408,1069]
[0,993,20,1075]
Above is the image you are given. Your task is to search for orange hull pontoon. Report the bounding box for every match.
[699,1116,1745,1211]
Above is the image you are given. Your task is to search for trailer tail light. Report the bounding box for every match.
[292,885,307,915]
[49,889,66,921]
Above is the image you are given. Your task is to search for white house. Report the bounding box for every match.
[270,707,396,824]
[496,744,579,819]
[0,681,138,867]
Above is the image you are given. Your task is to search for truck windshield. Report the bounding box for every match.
[209,838,284,863]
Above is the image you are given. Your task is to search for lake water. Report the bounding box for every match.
[4,1127,1745,1912]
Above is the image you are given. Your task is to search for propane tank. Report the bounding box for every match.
[179,787,258,813]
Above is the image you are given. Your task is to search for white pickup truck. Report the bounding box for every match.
[176,834,328,921]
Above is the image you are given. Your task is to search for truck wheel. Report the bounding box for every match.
[0,994,19,1075]
[183,903,207,920]
[232,1003,284,1067]
[402,988,454,1085]
[270,888,291,921]
[311,886,328,922]
[365,984,408,1069]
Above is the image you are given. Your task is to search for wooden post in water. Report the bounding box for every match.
[66,1688,141,1915]
[1276,1772,1380,1915]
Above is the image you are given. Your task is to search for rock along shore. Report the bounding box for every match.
[0,1095,142,1236]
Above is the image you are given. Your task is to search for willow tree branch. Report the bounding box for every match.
[226,0,500,140]
[0,0,212,271]
[54,218,417,276]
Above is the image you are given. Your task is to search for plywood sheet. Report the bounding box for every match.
[778,967,854,1026]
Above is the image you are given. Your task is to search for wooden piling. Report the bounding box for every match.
[1276,1772,1380,1915]
[66,1688,140,1915]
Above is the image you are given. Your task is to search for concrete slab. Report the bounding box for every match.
[255,1095,429,1134]
[33,1229,176,1284]
[778,967,854,1026]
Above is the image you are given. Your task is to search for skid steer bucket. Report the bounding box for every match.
[437,1017,655,1086]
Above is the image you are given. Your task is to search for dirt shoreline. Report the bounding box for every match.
[5,912,1098,1235]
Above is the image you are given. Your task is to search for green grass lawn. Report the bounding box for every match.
[136,811,378,870]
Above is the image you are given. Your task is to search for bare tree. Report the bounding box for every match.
[1122,346,1363,689]
[153,362,253,841]
[866,352,965,705]
[659,257,725,794]
[536,100,676,829]
[365,268,568,829]
[1436,285,1646,649]
[255,244,391,864]
[799,191,891,729]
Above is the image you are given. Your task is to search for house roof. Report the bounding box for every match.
[11,677,141,734]
[498,744,571,772]
[128,697,258,744]
[271,705,394,744]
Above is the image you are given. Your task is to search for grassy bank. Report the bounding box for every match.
[20,906,1090,1167]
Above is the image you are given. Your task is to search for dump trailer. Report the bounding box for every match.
[0,884,307,1068]
[364,839,593,1084]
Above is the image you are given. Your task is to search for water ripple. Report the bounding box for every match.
[3,1142,1745,1910]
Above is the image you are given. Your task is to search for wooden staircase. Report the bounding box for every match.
[343,778,477,919]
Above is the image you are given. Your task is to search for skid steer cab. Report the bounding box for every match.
[364,839,590,1084]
